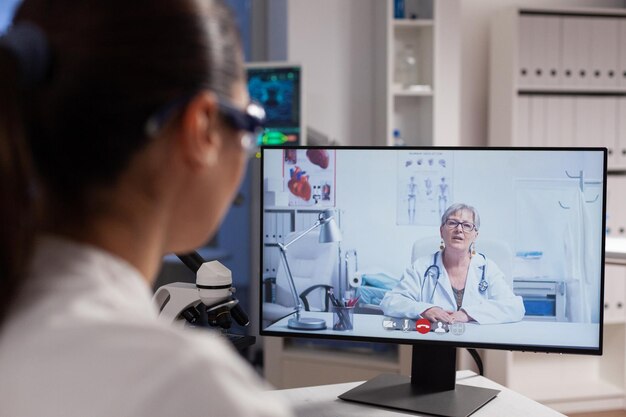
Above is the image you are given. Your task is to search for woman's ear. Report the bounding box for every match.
[177,91,221,170]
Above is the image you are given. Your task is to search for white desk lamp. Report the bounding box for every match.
[277,209,342,330]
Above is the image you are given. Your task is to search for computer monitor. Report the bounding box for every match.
[260,146,606,417]
[245,63,304,146]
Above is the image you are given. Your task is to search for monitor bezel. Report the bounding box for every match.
[259,145,607,356]
[245,62,306,145]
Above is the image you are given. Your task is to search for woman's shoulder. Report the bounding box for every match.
[103,318,236,362]
[125,324,290,416]
[92,321,273,406]
[0,316,266,417]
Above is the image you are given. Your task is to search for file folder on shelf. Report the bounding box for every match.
[620,20,626,88]
[589,18,620,88]
[562,17,591,88]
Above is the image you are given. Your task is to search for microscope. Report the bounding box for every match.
[153,251,254,350]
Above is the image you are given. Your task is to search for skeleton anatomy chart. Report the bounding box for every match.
[397,150,453,226]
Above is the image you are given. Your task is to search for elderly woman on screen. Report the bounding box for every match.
[381,203,525,325]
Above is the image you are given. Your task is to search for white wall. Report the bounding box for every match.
[283,0,625,147]
[286,0,377,146]
[459,0,626,147]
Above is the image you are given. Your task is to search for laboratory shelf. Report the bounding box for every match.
[518,86,626,95]
[281,344,400,370]
[513,378,623,405]
[486,314,626,413]
[392,86,434,96]
[506,350,625,413]
[606,237,626,262]
[604,317,626,325]
[393,19,434,28]
[375,0,460,147]
[393,88,433,97]
[488,7,626,410]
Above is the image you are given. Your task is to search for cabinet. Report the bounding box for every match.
[264,337,413,389]
[262,208,325,282]
[607,174,626,238]
[485,260,626,414]
[486,6,626,414]
[489,7,626,168]
[374,0,461,147]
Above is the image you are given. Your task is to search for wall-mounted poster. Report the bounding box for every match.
[283,148,336,207]
[396,150,454,225]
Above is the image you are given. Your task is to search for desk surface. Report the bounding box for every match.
[270,370,565,417]
[265,311,599,350]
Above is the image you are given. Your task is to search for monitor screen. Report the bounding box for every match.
[246,63,302,146]
[260,146,606,354]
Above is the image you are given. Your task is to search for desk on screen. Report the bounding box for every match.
[265,312,599,350]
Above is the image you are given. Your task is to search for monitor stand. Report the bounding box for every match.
[338,345,499,417]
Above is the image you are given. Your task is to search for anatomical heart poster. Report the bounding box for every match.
[283,148,336,207]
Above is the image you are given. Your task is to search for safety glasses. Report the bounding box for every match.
[217,99,265,156]
[145,93,266,157]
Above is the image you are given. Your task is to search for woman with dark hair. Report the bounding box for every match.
[0,1,292,416]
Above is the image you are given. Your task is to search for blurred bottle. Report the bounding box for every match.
[403,43,419,87]
[394,42,406,86]
[393,129,405,146]
[394,0,405,19]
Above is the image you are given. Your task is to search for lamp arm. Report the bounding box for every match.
[276,220,323,318]
[282,220,321,250]
[277,244,302,317]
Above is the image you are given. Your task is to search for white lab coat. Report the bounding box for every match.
[380,252,525,324]
[0,236,293,417]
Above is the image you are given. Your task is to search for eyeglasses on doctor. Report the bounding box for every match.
[144,93,266,156]
[444,219,476,233]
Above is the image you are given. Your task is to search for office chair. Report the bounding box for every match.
[262,231,338,326]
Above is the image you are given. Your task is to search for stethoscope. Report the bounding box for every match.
[420,251,489,304]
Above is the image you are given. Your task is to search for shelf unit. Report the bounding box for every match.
[262,1,463,389]
[263,337,413,389]
[262,206,336,281]
[487,6,626,413]
[374,0,461,147]
[484,319,626,414]
[486,255,626,414]
[489,6,626,168]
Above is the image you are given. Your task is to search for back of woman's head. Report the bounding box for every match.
[0,0,242,324]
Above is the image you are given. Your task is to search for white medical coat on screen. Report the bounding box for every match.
[380,252,525,324]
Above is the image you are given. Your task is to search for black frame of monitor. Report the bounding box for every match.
[259,145,607,357]
[245,62,305,146]
[260,145,606,415]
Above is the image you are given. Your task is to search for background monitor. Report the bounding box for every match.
[260,146,606,416]
[245,62,304,146]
